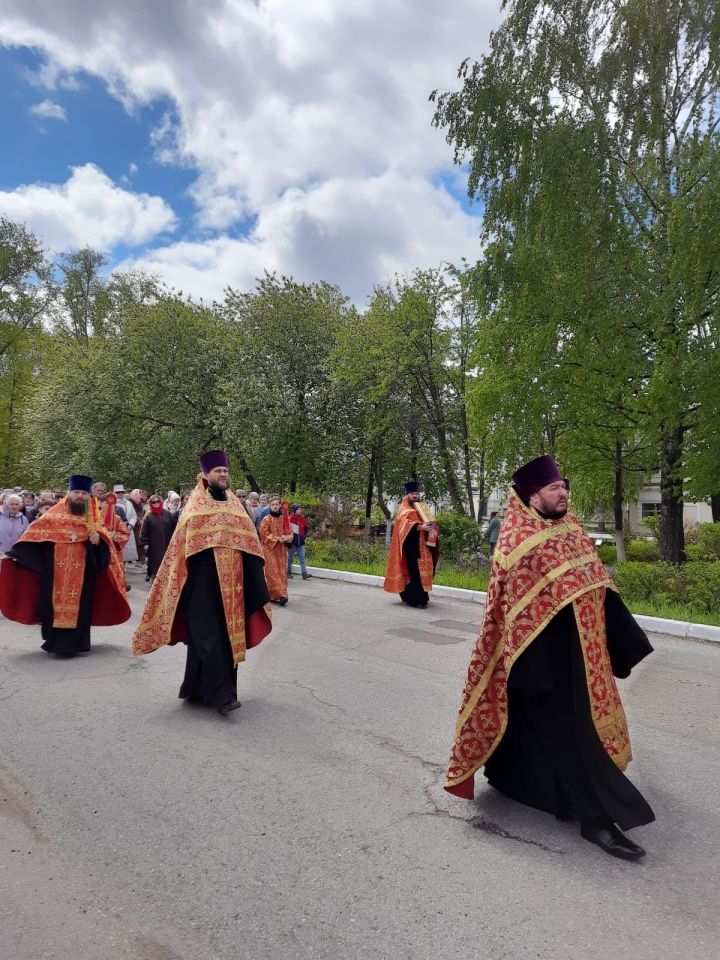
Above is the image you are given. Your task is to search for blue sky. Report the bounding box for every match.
[0,1,500,302]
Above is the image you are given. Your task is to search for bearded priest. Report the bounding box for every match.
[444,455,655,861]
[383,480,439,608]
[132,450,272,715]
[0,474,130,656]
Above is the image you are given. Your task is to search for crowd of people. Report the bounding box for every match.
[0,452,657,861]
[0,483,312,588]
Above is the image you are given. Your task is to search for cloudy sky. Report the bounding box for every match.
[0,1,501,303]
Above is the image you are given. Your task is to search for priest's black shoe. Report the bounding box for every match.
[218,699,242,716]
[580,821,645,861]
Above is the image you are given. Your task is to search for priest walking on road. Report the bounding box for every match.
[383,481,439,608]
[132,451,272,715]
[0,475,130,657]
[444,455,655,861]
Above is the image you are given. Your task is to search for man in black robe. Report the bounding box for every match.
[132,451,272,715]
[0,475,130,656]
[445,455,655,861]
[384,481,438,607]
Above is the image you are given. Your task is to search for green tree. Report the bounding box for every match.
[432,0,720,562]
[222,273,357,493]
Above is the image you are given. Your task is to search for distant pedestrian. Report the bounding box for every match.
[140,494,177,582]
[164,490,181,515]
[0,494,29,554]
[486,511,501,555]
[114,485,138,562]
[287,503,311,580]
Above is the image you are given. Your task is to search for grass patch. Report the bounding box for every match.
[305,539,720,627]
[625,601,720,627]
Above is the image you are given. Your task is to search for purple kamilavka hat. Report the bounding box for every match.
[199,449,229,473]
[511,455,568,500]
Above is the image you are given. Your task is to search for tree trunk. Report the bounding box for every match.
[711,493,720,523]
[659,427,685,563]
[462,438,475,520]
[596,501,606,533]
[436,422,465,513]
[613,439,626,563]
[364,449,376,540]
[237,454,260,493]
[476,445,486,525]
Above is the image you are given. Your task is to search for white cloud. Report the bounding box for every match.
[0,164,177,251]
[120,173,481,304]
[29,98,67,121]
[0,1,502,293]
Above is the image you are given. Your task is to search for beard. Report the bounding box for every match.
[68,500,86,515]
[536,499,568,520]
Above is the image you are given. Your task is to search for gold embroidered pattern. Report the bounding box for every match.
[132,481,267,664]
[445,490,626,795]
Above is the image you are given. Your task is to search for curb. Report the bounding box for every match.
[305,566,720,644]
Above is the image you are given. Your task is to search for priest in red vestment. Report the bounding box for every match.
[383,481,439,608]
[0,474,130,656]
[132,451,272,715]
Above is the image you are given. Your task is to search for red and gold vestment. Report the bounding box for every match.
[445,490,631,798]
[383,496,437,594]
[132,480,271,664]
[258,513,289,601]
[0,497,130,628]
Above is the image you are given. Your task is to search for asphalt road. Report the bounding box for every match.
[1,566,718,960]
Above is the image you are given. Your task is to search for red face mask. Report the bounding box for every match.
[149,501,164,515]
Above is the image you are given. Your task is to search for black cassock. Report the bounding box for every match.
[8,539,111,657]
[178,547,270,709]
[140,510,177,578]
[400,525,429,608]
[484,591,655,831]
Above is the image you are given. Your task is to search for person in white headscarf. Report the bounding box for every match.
[164,490,181,515]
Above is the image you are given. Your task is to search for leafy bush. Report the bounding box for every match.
[435,511,485,562]
[597,544,617,564]
[696,523,720,561]
[684,544,703,561]
[614,562,679,605]
[613,561,720,616]
[684,561,720,614]
[626,539,660,562]
[306,539,388,567]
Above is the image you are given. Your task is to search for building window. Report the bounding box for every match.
[641,502,660,520]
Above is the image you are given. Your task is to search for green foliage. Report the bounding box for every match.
[304,537,491,592]
[614,563,687,607]
[626,540,661,563]
[614,561,720,617]
[435,511,484,561]
[432,0,720,563]
[597,544,617,565]
[695,524,720,561]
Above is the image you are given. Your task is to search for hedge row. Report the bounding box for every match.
[614,562,720,615]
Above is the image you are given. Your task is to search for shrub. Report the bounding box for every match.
[695,523,720,561]
[435,511,485,562]
[613,562,679,605]
[626,539,660,562]
[684,561,720,614]
[597,544,617,564]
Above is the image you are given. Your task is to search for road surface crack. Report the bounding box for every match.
[281,679,347,714]
[411,782,565,854]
